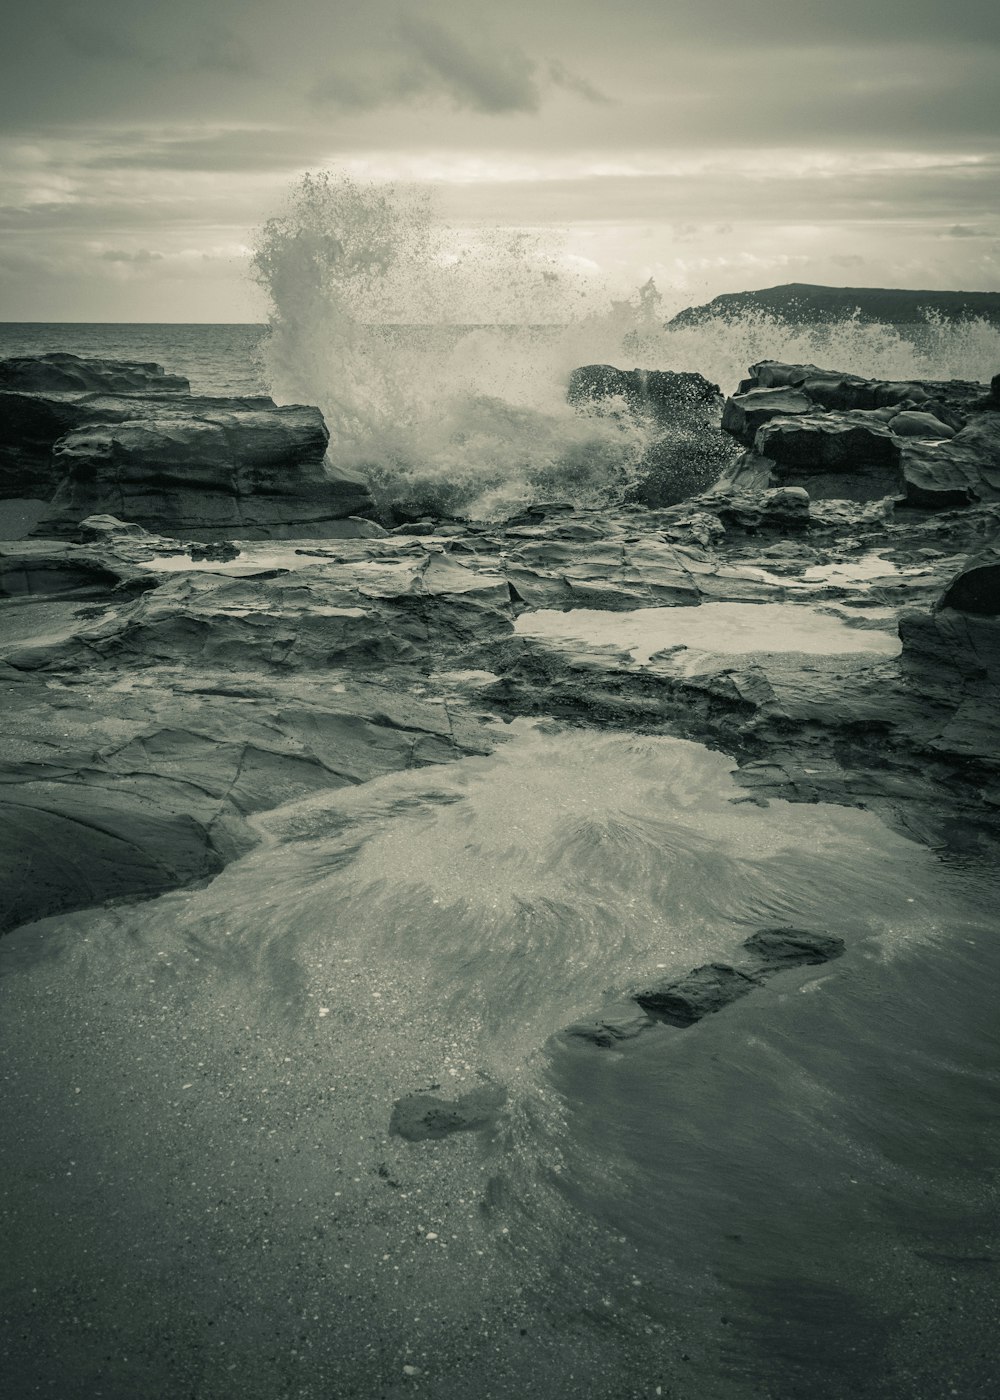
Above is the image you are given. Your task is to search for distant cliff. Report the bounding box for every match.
[668,283,1000,328]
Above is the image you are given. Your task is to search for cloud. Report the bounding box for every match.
[944,223,988,238]
[395,13,540,113]
[546,60,614,105]
[310,13,545,115]
[99,247,165,262]
[97,127,327,173]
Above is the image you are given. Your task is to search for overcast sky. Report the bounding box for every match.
[1,0,998,320]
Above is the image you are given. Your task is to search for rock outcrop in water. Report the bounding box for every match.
[567,362,738,505]
[715,360,1000,508]
[0,350,375,537]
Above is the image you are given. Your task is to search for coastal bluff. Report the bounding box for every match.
[668,282,1000,329]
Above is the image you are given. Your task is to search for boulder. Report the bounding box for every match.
[718,365,1000,509]
[0,353,379,538]
[889,410,955,439]
[938,544,1000,615]
[740,360,984,420]
[750,415,903,501]
[568,364,722,415]
[0,387,278,499]
[34,406,374,540]
[897,416,1000,509]
[567,363,736,506]
[634,962,760,1026]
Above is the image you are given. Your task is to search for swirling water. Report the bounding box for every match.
[2,726,997,1398]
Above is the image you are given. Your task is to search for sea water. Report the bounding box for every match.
[1,726,998,1398]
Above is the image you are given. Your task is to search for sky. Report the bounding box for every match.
[1,0,998,321]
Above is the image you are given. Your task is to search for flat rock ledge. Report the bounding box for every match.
[0,350,374,539]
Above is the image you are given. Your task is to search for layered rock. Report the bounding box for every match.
[36,406,372,539]
[0,351,376,538]
[717,360,1000,509]
[0,350,191,396]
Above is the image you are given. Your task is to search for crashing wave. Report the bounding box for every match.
[252,172,1000,521]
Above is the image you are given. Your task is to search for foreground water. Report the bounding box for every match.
[2,725,997,1398]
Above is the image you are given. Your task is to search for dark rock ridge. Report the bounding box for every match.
[668,283,1000,329]
[715,360,1000,508]
[0,351,191,396]
[0,350,375,537]
[565,929,845,1046]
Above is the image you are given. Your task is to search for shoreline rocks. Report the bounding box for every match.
[715,360,1000,509]
[2,350,1000,945]
[0,350,376,538]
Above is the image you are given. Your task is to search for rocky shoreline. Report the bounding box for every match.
[2,348,999,1024]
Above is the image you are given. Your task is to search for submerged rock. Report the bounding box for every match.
[625,928,845,1036]
[390,1083,507,1141]
[742,927,846,969]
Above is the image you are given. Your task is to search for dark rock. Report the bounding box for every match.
[721,387,813,446]
[567,364,721,415]
[889,411,955,439]
[898,416,1000,509]
[0,783,228,936]
[938,544,1000,615]
[34,406,374,540]
[390,1083,507,1141]
[0,550,127,599]
[634,962,760,1026]
[0,353,378,538]
[0,667,494,937]
[742,927,846,970]
[717,364,1000,510]
[567,364,736,506]
[705,486,812,532]
[0,351,190,396]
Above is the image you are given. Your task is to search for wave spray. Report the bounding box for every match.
[252,172,1000,520]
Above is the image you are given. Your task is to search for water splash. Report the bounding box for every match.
[252,172,1000,520]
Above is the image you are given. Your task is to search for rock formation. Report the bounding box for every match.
[0,350,375,536]
[715,359,1000,508]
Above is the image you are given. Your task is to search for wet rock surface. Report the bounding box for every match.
[0,350,375,534]
[390,1083,508,1141]
[2,351,1000,944]
[717,359,1000,508]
